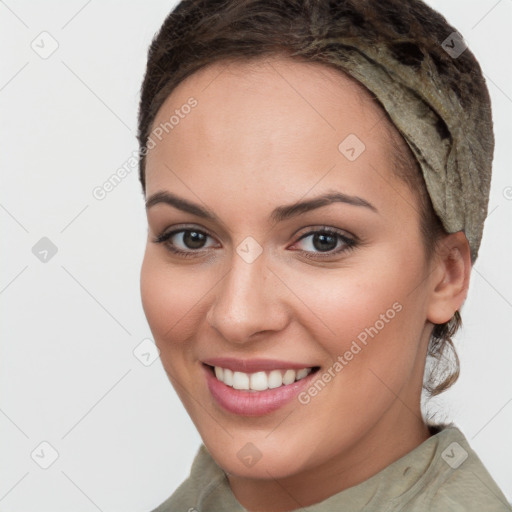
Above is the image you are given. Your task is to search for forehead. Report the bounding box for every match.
[144,55,403,217]
[149,55,382,136]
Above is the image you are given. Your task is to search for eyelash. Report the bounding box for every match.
[152,225,357,260]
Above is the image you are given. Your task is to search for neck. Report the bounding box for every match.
[227,402,432,512]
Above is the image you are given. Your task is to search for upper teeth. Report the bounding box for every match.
[213,366,312,391]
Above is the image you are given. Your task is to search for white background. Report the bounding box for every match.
[1,1,511,510]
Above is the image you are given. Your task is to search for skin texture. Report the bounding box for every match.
[140,55,471,512]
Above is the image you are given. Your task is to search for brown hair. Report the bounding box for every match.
[137,0,469,396]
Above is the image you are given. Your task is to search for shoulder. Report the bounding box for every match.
[407,425,511,511]
[149,444,240,512]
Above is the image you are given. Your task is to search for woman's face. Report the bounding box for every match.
[141,56,437,488]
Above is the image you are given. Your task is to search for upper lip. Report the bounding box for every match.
[202,357,316,373]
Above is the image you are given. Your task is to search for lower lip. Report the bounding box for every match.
[203,364,318,416]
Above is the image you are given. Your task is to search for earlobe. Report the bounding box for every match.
[427,232,472,325]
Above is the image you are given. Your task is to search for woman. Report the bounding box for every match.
[137,0,511,510]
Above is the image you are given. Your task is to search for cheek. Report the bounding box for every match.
[284,261,410,338]
[140,249,207,352]
[284,271,425,458]
[288,255,426,387]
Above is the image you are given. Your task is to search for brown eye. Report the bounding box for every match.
[153,228,218,257]
[310,232,338,252]
[292,228,357,259]
[181,230,208,249]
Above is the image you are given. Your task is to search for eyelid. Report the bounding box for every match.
[153,225,220,247]
[153,223,215,241]
[288,226,356,255]
[153,223,358,259]
[292,225,356,242]
[154,224,353,244]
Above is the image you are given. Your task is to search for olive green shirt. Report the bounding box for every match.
[151,425,511,511]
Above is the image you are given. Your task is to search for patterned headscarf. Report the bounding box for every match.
[300,2,494,262]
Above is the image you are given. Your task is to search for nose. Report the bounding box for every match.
[206,249,289,344]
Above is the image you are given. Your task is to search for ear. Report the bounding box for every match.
[426,231,472,325]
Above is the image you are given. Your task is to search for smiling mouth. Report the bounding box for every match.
[204,363,321,392]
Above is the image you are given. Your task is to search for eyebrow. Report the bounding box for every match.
[145,189,378,222]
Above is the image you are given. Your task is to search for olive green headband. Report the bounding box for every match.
[308,34,494,262]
